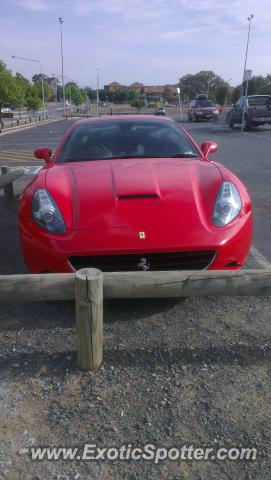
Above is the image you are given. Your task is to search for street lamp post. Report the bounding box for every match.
[59,17,66,117]
[241,14,254,131]
[96,68,100,116]
[11,55,46,120]
[176,87,183,120]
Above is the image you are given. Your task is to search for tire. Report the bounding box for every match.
[229,121,234,128]
[188,116,192,122]
[195,116,199,122]
[244,115,251,130]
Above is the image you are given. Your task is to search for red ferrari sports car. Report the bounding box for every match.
[19,115,252,273]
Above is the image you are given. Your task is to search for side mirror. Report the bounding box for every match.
[201,141,218,159]
[34,147,52,164]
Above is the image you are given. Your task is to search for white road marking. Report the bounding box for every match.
[250,245,271,268]
[23,166,43,174]
[0,165,43,174]
[244,132,271,140]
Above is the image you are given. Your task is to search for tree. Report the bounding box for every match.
[163,87,175,104]
[246,75,271,95]
[64,82,85,106]
[127,89,138,102]
[85,87,96,101]
[0,60,15,123]
[215,85,229,106]
[179,71,226,99]
[231,86,242,103]
[80,88,87,102]
[32,73,48,83]
[26,96,42,115]
[12,73,32,118]
[131,99,144,110]
[32,80,52,102]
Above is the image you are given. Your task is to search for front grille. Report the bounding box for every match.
[69,250,216,272]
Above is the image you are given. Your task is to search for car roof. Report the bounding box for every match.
[246,95,271,97]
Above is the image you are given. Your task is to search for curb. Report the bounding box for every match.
[0,117,68,136]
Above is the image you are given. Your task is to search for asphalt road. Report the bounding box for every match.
[0,115,270,265]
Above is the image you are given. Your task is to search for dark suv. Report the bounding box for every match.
[226,95,271,129]
[188,98,219,122]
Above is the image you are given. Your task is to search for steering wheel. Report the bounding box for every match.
[86,143,112,158]
[88,143,112,155]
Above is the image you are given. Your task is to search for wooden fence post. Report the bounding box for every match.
[1,166,13,202]
[75,268,103,371]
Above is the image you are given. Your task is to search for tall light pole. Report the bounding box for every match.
[59,17,66,117]
[242,14,254,94]
[11,55,46,119]
[241,14,254,131]
[96,68,100,116]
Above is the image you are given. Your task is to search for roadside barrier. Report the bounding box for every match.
[0,166,24,202]
[0,268,271,371]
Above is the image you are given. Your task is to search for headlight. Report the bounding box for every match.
[32,189,66,234]
[213,182,241,227]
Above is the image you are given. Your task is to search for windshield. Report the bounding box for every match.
[195,100,215,107]
[56,119,199,162]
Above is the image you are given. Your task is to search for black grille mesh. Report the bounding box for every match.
[69,250,216,272]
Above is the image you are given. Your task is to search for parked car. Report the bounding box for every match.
[155,106,166,116]
[188,98,219,122]
[226,95,271,129]
[19,115,252,273]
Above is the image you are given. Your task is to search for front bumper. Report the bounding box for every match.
[20,213,252,273]
[196,112,218,120]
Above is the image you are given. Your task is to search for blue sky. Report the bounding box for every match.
[1,0,271,88]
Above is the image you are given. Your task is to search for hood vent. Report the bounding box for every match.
[117,194,159,200]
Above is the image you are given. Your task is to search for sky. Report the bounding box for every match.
[1,0,271,88]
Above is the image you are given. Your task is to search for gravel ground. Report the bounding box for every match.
[0,196,271,480]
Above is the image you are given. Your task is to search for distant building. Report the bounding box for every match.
[104,81,126,92]
[128,82,144,94]
[104,81,178,103]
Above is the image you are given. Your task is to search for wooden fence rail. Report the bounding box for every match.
[1,268,271,370]
[0,167,24,202]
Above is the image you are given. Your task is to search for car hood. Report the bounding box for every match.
[45,158,222,231]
